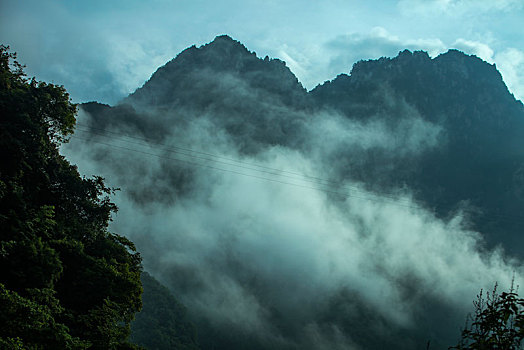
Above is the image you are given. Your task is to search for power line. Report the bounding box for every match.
[76,123,310,176]
[70,126,524,226]
[74,123,415,205]
[71,135,426,210]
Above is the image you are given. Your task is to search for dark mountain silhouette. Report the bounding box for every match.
[84,35,310,155]
[74,36,524,350]
[312,49,524,251]
[126,35,308,110]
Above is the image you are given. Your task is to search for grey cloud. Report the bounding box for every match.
[495,48,524,102]
[451,39,494,62]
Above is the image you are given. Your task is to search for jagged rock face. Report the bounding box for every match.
[312,49,523,135]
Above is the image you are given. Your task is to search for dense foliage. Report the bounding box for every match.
[0,45,143,349]
[131,272,200,350]
[451,284,524,349]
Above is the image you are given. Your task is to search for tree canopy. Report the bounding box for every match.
[0,45,143,349]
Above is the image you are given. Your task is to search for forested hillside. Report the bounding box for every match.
[0,46,143,349]
[130,272,199,349]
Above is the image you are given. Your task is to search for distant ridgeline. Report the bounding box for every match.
[83,35,524,253]
[76,35,524,350]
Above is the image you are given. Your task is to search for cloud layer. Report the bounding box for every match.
[63,76,523,347]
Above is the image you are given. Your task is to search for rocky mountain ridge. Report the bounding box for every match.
[82,35,524,252]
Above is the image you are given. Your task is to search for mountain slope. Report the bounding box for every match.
[312,49,524,251]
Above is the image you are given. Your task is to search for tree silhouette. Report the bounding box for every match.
[0,45,142,349]
[450,282,524,349]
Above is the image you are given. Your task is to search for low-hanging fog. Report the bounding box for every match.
[62,38,524,349]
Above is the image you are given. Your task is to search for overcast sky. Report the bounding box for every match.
[1,0,523,104]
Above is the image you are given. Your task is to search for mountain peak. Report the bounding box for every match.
[214,34,234,41]
[209,34,239,45]
[311,47,522,131]
[199,34,251,55]
[125,36,306,108]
